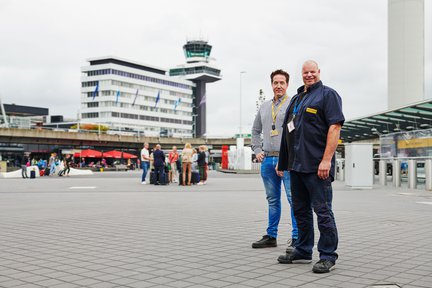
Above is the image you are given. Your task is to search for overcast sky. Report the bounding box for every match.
[0,0,430,136]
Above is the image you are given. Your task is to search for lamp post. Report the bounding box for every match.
[239,71,247,137]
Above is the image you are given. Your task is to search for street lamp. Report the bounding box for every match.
[239,71,247,137]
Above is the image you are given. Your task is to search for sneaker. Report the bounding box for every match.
[286,238,297,253]
[252,235,277,248]
[203,181,207,185]
[141,181,146,185]
[312,259,336,273]
[277,251,312,264]
[197,182,204,185]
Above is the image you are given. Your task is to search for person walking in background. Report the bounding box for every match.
[203,145,209,184]
[181,143,194,186]
[197,146,207,185]
[168,146,179,183]
[140,142,150,184]
[60,154,72,177]
[251,69,298,251]
[277,60,344,273]
[48,152,57,176]
[152,144,165,185]
[21,153,29,179]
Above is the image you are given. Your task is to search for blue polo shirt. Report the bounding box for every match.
[278,81,344,180]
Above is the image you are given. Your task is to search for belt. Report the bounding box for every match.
[264,151,279,157]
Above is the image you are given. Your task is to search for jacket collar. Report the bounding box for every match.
[297,80,323,94]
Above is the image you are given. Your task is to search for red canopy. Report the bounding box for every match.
[104,150,137,159]
[73,149,103,158]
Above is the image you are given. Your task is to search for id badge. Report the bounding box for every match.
[270,130,279,137]
[288,120,295,132]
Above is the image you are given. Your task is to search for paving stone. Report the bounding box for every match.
[0,172,431,288]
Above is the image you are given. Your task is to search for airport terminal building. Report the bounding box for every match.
[80,56,195,138]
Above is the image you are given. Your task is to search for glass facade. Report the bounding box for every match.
[183,41,212,58]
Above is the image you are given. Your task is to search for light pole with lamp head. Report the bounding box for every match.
[239,71,247,137]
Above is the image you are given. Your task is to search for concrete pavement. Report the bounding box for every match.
[0,171,431,288]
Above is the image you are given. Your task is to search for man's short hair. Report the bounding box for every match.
[270,69,290,84]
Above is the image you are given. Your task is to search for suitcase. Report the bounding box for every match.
[179,171,200,185]
[39,170,44,177]
[44,167,50,176]
[150,171,156,184]
[30,170,36,179]
[150,170,169,185]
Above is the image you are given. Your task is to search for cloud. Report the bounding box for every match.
[0,0,395,136]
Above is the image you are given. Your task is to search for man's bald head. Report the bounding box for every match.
[302,60,321,89]
[302,60,319,70]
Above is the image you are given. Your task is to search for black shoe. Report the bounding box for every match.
[252,235,277,248]
[286,237,297,253]
[277,251,312,264]
[312,259,336,273]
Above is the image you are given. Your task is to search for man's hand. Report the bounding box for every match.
[256,152,265,162]
[275,163,284,177]
[318,160,331,180]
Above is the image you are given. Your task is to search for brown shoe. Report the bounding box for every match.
[187,183,191,186]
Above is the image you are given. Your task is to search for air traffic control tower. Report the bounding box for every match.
[169,40,221,137]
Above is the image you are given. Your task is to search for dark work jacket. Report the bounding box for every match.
[278,81,344,180]
[153,150,165,168]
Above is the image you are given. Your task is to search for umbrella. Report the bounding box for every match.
[73,149,103,158]
[104,150,137,159]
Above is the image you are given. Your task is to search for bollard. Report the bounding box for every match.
[393,159,401,187]
[408,159,417,189]
[379,160,387,186]
[425,159,432,191]
[339,161,345,182]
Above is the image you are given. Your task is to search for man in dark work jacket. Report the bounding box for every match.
[153,144,165,185]
[276,60,344,274]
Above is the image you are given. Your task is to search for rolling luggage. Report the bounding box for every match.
[44,167,50,176]
[150,170,168,185]
[178,171,200,185]
[150,171,156,184]
[30,170,36,179]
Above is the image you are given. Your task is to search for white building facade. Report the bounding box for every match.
[80,56,195,137]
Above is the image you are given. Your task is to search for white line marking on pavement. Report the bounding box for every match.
[416,202,432,205]
[69,186,97,189]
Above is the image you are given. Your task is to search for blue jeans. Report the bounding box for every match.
[290,171,338,262]
[261,156,298,239]
[141,162,149,182]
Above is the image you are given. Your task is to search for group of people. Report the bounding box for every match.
[140,143,209,186]
[21,152,73,178]
[252,60,344,274]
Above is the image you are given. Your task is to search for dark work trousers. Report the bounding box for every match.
[290,171,339,262]
[155,165,165,184]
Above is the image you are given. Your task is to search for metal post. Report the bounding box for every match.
[408,159,417,189]
[339,160,345,181]
[239,71,246,136]
[425,159,432,191]
[393,159,401,187]
[379,159,387,185]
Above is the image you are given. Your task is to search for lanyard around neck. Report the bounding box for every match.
[293,93,307,116]
[272,95,288,124]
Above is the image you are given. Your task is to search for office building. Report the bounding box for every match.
[80,56,195,137]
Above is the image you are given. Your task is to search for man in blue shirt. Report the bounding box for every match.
[277,60,344,273]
